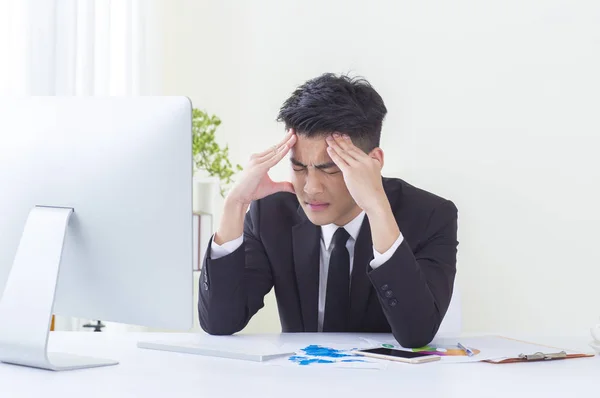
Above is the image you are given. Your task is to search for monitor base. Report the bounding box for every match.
[0,206,119,371]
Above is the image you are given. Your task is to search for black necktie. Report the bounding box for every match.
[323,227,351,332]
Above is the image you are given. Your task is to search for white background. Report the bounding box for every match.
[160,0,600,335]
[1,0,599,337]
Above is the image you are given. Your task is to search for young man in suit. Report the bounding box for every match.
[198,73,458,348]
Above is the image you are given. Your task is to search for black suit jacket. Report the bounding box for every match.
[198,177,458,348]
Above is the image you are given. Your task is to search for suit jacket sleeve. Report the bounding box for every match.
[367,200,458,348]
[197,200,273,335]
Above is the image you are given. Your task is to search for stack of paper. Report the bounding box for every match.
[359,335,593,364]
[269,343,387,370]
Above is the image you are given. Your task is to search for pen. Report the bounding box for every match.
[457,342,474,357]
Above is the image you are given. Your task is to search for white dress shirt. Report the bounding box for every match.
[210,211,404,332]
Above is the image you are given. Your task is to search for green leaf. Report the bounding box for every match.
[190,108,243,197]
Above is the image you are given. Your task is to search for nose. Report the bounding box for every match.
[303,169,324,196]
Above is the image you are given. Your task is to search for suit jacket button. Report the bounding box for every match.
[381,284,389,291]
[385,290,393,298]
[388,298,398,307]
[203,282,209,291]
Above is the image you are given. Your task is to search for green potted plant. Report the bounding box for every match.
[192,108,242,213]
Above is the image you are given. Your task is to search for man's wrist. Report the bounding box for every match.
[224,195,250,214]
[365,193,401,254]
[364,192,392,218]
[214,197,249,245]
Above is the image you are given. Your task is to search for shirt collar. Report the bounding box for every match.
[321,211,366,251]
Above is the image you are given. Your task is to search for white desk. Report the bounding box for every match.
[0,332,597,398]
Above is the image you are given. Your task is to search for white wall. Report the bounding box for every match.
[161,0,600,335]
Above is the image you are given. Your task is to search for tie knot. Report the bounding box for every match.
[332,227,350,248]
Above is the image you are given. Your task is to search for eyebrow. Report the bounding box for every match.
[290,158,337,170]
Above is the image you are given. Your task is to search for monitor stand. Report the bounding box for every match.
[0,206,118,371]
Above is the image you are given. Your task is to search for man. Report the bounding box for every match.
[198,73,458,348]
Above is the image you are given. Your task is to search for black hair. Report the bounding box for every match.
[277,73,387,152]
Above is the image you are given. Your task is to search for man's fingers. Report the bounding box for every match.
[275,129,296,151]
[266,134,296,163]
[265,139,293,168]
[253,129,295,159]
[332,134,367,161]
[326,136,359,167]
[253,137,294,164]
[254,145,277,159]
[326,145,349,171]
[255,132,296,163]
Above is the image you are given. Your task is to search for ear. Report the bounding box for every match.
[368,147,384,168]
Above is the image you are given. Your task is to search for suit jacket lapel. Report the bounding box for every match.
[349,215,374,331]
[292,206,320,332]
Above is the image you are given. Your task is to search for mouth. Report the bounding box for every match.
[306,202,330,211]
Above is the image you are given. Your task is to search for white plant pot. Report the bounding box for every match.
[193,177,219,214]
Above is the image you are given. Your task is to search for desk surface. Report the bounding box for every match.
[0,332,597,398]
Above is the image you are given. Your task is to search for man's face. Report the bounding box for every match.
[290,134,361,226]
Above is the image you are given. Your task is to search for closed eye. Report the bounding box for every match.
[291,158,307,172]
[318,167,341,175]
[290,159,341,174]
[315,163,341,174]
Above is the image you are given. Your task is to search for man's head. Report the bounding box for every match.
[277,73,387,226]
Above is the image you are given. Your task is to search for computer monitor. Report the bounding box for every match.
[0,96,194,371]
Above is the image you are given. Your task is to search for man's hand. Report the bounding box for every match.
[325,133,386,213]
[228,129,297,206]
[215,130,296,244]
[326,133,400,254]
